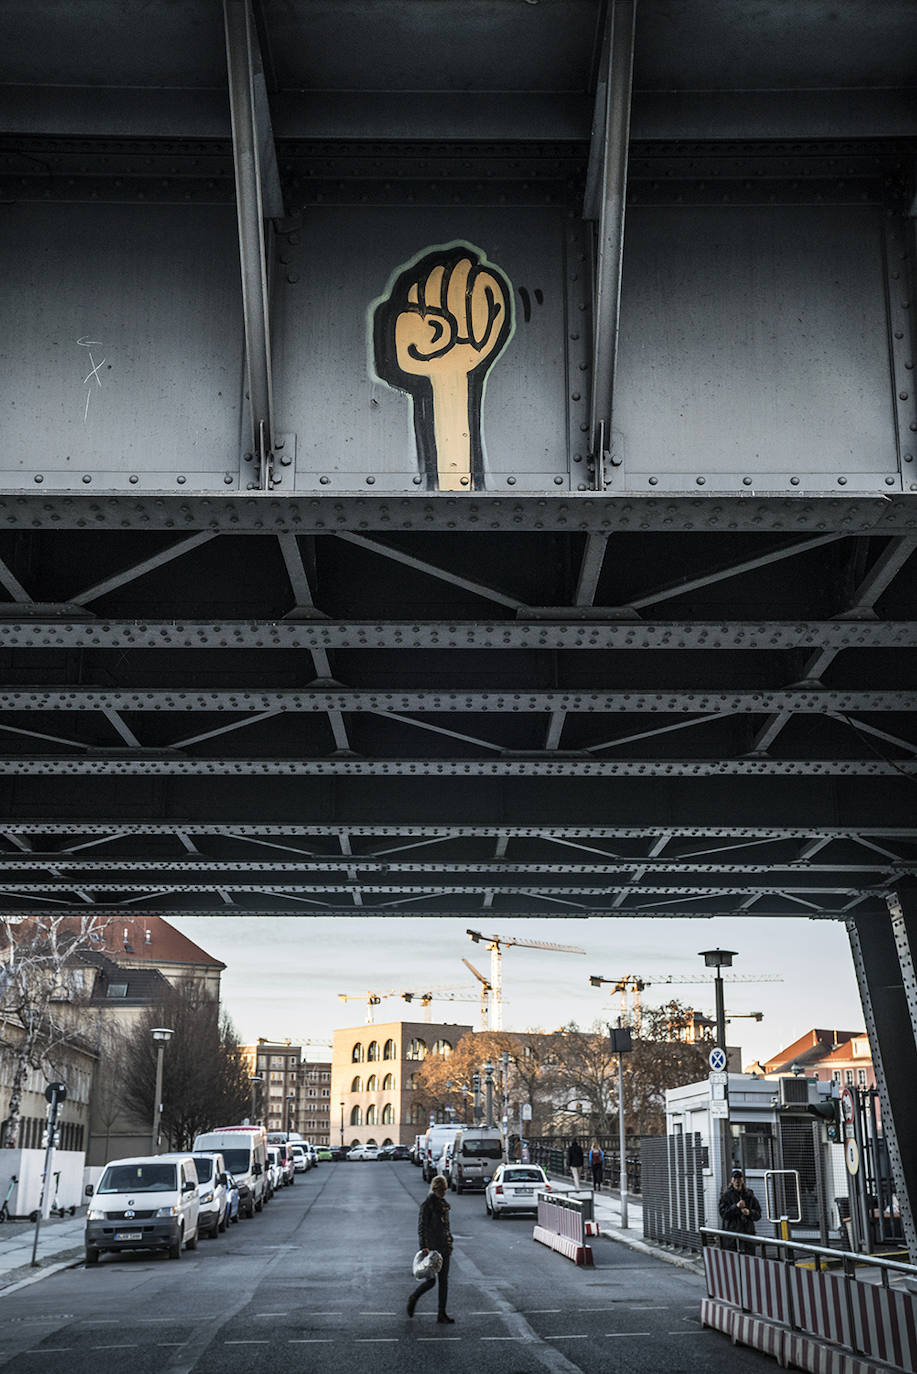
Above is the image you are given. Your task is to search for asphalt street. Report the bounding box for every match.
[0,1163,780,1374]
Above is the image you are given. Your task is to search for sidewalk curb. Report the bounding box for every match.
[597,1225,704,1275]
[0,1248,84,1297]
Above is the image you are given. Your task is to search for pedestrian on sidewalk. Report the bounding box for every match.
[589,1142,604,1190]
[566,1138,584,1189]
[718,1169,761,1252]
[407,1175,455,1324]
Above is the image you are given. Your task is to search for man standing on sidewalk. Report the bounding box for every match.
[566,1138,584,1189]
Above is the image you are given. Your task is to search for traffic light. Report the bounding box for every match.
[808,1099,840,1143]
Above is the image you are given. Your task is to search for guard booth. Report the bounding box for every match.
[665,1074,847,1248]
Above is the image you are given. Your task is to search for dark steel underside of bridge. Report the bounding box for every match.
[3,0,917,1256]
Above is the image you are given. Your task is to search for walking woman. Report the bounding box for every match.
[407,1175,455,1323]
[589,1141,604,1190]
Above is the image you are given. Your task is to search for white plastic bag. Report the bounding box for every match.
[412,1248,443,1280]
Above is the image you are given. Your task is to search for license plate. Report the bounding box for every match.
[513,1188,533,1196]
[113,1231,143,1241]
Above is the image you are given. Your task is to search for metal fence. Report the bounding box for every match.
[641,1132,706,1252]
[527,1137,642,1194]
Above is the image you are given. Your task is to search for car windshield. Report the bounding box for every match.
[220,1148,252,1173]
[290,1146,304,1156]
[503,1169,544,1183]
[98,1162,177,1193]
[192,1157,214,1183]
[462,1139,503,1158]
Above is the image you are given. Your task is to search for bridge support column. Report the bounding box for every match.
[847,889,917,1261]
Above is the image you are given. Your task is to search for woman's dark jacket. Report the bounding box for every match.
[718,1184,761,1234]
[567,1142,584,1168]
[418,1193,453,1255]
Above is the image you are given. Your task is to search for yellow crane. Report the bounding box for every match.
[462,957,493,1030]
[467,928,586,1031]
[338,984,476,1025]
[588,972,782,1029]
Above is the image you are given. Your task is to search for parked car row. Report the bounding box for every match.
[344,1143,412,1161]
[84,1124,311,1266]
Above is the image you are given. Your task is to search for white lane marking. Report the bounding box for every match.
[481,1336,530,1341]
[667,1330,710,1335]
[469,1310,504,1315]
[360,1311,397,1316]
[224,1340,269,1345]
[253,1313,288,1318]
[288,1339,333,1344]
[524,1309,562,1314]
[544,1334,589,1340]
[21,1350,71,1355]
[92,1345,137,1351]
[309,1311,342,1316]
[355,1338,399,1343]
[417,1337,462,1342]
[606,1332,651,1337]
[630,1305,669,1309]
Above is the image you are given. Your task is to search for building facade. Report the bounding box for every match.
[754,1028,876,1092]
[332,1019,474,1148]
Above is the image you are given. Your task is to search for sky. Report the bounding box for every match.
[169,914,864,1069]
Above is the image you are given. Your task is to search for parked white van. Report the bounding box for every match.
[84,1154,200,1263]
[189,1151,229,1237]
[451,1126,504,1193]
[192,1127,267,1217]
[422,1123,462,1182]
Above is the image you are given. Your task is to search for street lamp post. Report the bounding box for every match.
[340,1101,345,1147]
[286,1092,295,1134]
[249,1074,263,1125]
[699,947,738,1191]
[483,1061,494,1128]
[150,1027,173,1154]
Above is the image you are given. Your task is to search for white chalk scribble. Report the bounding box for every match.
[77,335,106,423]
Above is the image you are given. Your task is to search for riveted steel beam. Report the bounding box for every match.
[0,495,912,534]
[0,858,905,878]
[588,0,636,480]
[2,822,912,841]
[0,620,912,650]
[224,0,277,480]
[0,881,873,899]
[848,909,917,1261]
[3,687,914,714]
[0,756,914,777]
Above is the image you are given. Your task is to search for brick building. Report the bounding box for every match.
[752,1028,876,1090]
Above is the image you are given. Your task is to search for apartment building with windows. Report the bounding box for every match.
[332,1019,473,1149]
[754,1028,876,1090]
[241,1041,332,1141]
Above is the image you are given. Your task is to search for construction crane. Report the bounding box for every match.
[338,984,476,1025]
[467,928,586,1031]
[462,957,493,1030]
[588,972,782,1028]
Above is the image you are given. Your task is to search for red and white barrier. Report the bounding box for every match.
[533,1224,593,1266]
[851,1281,917,1372]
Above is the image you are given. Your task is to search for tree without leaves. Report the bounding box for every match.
[120,981,250,1150]
[410,1029,561,1133]
[0,915,112,1149]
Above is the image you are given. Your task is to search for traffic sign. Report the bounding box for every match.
[709,1047,727,1073]
[709,1070,728,1085]
[710,1098,729,1119]
[845,1139,860,1176]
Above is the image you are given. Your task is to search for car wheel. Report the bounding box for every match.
[169,1229,182,1260]
[186,1227,198,1251]
[85,1246,100,1266]
[254,1195,263,1213]
[485,1198,492,1216]
[218,1208,227,1233]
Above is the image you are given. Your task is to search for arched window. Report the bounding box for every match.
[350,1075,362,1092]
[366,1137,377,1146]
[366,1073,377,1091]
[366,1104,377,1125]
[382,1103,394,1124]
[367,1040,379,1061]
[431,1038,452,1057]
[403,1105,414,1124]
[350,1105,363,1126]
[382,1137,393,1147]
[383,1039,396,1060]
[406,1072,417,1089]
[382,1072,394,1090]
[407,1038,427,1061]
[351,1043,364,1063]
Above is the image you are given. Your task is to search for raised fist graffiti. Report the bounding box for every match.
[372,243,514,491]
